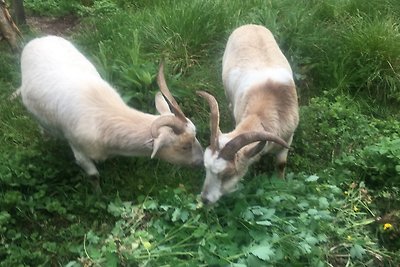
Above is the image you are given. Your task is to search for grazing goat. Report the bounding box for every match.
[20,36,203,186]
[197,24,299,204]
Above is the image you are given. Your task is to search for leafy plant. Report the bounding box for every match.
[292,94,381,173]
[1,0,399,266]
[336,137,400,187]
[71,175,398,266]
[23,0,84,16]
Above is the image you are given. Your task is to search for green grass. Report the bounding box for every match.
[1,0,399,266]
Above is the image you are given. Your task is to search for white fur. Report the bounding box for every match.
[202,148,227,203]
[204,148,228,174]
[226,67,293,95]
[20,36,203,178]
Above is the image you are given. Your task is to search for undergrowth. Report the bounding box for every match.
[0,0,399,266]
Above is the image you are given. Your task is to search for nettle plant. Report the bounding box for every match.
[70,174,393,266]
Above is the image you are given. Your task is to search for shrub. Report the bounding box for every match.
[292,94,379,172]
[23,0,83,16]
[336,137,400,187]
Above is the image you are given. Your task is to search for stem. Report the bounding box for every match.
[346,218,376,229]
[359,200,375,217]
[155,216,197,246]
[226,252,247,261]
[135,251,195,260]
[83,234,93,262]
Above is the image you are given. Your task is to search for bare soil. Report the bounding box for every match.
[26,15,80,36]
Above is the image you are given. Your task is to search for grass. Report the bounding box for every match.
[1,0,399,266]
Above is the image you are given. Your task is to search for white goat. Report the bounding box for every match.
[197,24,299,204]
[20,36,203,186]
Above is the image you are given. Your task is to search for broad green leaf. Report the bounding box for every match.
[247,254,268,266]
[105,252,119,267]
[299,242,312,254]
[318,197,329,209]
[242,209,254,220]
[107,202,123,217]
[87,246,102,260]
[305,235,319,245]
[86,230,100,244]
[350,244,366,259]
[249,244,275,261]
[172,208,181,222]
[193,223,207,238]
[143,200,158,210]
[251,206,264,216]
[298,200,309,209]
[317,234,328,243]
[307,208,318,215]
[305,175,319,182]
[180,210,189,222]
[261,208,276,219]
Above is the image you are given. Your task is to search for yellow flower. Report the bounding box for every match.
[347,235,352,241]
[140,239,152,250]
[353,206,359,212]
[383,223,393,231]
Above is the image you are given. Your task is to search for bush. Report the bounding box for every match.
[23,0,84,16]
[292,95,377,172]
[336,137,400,187]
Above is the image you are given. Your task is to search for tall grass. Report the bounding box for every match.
[75,0,400,108]
[342,16,400,102]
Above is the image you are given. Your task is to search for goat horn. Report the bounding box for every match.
[157,62,187,122]
[219,132,289,161]
[197,90,220,152]
[151,114,186,138]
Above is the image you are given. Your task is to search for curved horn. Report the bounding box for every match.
[151,114,186,138]
[197,90,220,152]
[157,62,187,122]
[219,132,290,161]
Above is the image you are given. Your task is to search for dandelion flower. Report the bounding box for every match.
[383,223,393,230]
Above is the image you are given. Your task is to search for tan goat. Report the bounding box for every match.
[198,24,299,204]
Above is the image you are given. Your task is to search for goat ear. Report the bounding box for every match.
[155,92,172,115]
[151,132,168,158]
[244,141,266,158]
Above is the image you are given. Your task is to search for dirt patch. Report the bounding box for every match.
[26,15,80,36]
